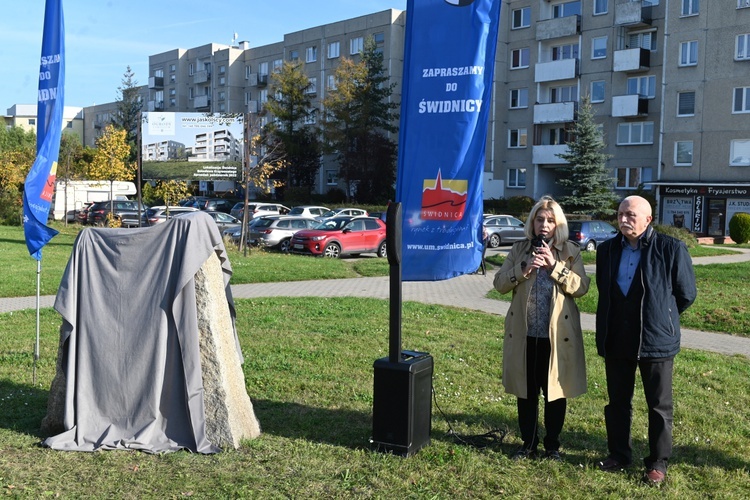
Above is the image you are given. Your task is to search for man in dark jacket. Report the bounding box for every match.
[595,196,697,485]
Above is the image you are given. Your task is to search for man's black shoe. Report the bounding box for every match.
[544,450,562,461]
[511,447,537,460]
[597,457,626,472]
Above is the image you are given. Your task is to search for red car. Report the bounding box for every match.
[290,216,387,258]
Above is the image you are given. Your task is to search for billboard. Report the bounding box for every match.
[141,112,244,181]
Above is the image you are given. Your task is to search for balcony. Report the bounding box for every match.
[194,95,211,109]
[148,76,164,89]
[613,48,651,73]
[533,101,577,124]
[534,59,578,83]
[532,145,569,165]
[615,1,652,27]
[536,15,580,41]
[256,74,269,87]
[193,70,211,84]
[612,95,649,117]
[147,100,164,112]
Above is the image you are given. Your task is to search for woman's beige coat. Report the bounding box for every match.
[493,239,590,401]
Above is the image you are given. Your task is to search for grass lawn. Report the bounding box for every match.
[2,298,749,497]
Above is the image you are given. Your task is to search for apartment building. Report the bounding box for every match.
[492,0,750,238]
[4,104,85,143]
[144,9,406,195]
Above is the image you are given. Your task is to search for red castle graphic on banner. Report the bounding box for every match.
[420,170,468,221]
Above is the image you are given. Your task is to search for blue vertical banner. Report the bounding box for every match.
[396,0,501,281]
[23,0,65,260]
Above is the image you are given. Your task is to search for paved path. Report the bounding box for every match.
[2,247,749,359]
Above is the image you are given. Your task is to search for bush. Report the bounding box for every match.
[0,187,23,226]
[728,212,750,244]
[323,187,347,204]
[652,224,698,248]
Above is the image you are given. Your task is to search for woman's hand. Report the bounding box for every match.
[530,240,555,272]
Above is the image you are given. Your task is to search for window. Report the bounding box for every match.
[733,87,750,113]
[681,0,699,15]
[730,139,750,165]
[259,89,268,104]
[629,31,655,51]
[273,59,282,73]
[615,167,652,189]
[328,41,340,59]
[675,141,694,165]
[218,91,225,101]
[552,43,579,61]
[617,122,654,144]
[511,48,530,69]
[327,74,337,90]
[508,169,526,188]
[258,62,269,76]
[509,129,528,148]
[679,41,698,66]
[304,113,316,125]
[591,81,606,103]
[374,33,385,45]
[594,0,608,15]
[169,98,175,107]
[509,88,529,109]
[306,46,317,63]
[627,75,656,98]
[189,63,194,76]
[170,75,176,83]
[245,65,251,79]
[245,92,251,105]
[512,7,531,29]
[678,91,695,116]
[170,64,176,72]
[219,76,226,86]
[219,103,226,112]
[350,36,364,55]
[550,85,578,103]
[306,78,317,95]
[740,0,750,8]
[592,37,607,59]
[553,1,581,18]
[288,50,299,61]
[326,169,338,185]
[169,88,176,96]
[548,127,570,145]
[155,69,163,78]
[219,65,226,74]
[737,34,750,60]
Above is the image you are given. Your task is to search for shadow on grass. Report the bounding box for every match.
[0,379,49,437]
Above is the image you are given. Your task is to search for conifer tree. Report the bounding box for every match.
[556,95,619,216]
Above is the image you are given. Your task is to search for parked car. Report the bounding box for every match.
[75,203,93,224]
[288,205,330,218]
[230,202,290,221]
[315,207,369,221]
[568,220,618,251]
[202,211,243,231]
[483,214,526,247]
[222,216,271,243]
[87,200,147,227]
[143,206,198,226]
[290,216,387,258]
[247,216,318,252]
[197,198,236,214]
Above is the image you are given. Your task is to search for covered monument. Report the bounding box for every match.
[41,211,260,452]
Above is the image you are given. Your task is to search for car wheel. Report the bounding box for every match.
[323,242,341,258]
[377,240,387,258]
[489,234,501,248]
[585,240,596,252]
[279,239,291,253]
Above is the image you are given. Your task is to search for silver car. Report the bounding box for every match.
[483,214,526,247]
[248,216,318,252]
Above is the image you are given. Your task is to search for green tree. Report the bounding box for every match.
[556,95,619,216]
[264,61,321,194]
[112,66,142,162]
[0,125,36,153]
[321,37,398,203]
[153,180,192,213]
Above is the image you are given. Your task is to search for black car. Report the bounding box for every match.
[87,200,147,227]
[568,220,618,251]
[199,198,236,214]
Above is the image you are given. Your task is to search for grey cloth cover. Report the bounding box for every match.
[42,211,238,453]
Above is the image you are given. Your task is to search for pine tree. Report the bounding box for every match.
[556,95,619,216]
[112,66,142,162]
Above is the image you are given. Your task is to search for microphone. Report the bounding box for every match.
[531,234,548,250]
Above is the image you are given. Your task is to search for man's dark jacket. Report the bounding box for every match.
[596,225,697,359]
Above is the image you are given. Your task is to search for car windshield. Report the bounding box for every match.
[288,207,304,215]
[319,210,341,218]
[314,218,349,230]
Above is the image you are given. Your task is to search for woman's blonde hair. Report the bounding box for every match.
[523,195,569,245]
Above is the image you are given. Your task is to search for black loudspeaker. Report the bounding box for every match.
[372,351,433,456]
[386,202,402,265]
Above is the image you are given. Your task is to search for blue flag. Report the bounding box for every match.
[23,0,65,260]
[395,0,501,281]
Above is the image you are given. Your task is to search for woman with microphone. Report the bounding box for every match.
[493,196,590,461]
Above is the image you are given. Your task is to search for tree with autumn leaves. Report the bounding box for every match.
[88,125,136,225]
